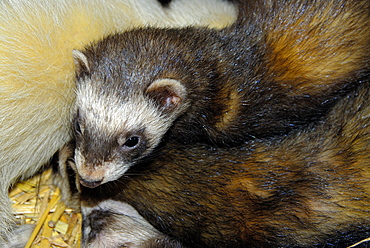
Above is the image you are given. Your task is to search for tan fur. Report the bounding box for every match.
[214,87,242,132]
[209,0,370,139]
[264,0,370,93]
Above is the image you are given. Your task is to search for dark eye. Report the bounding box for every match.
[118,132,146,153]
[123,136,140,148]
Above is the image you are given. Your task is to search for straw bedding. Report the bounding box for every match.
[9,169,81,248]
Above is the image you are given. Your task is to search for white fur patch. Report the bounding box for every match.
[83,200,145,219]
[82,200,163,248]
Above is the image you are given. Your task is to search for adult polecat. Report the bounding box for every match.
[72,0,370,186]
[59,81,370,247]
[0,0,236,244]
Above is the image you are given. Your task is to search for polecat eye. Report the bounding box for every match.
[118,133,146,153]
[123,136,140,148]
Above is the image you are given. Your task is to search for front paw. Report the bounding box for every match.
[52,140,81,209]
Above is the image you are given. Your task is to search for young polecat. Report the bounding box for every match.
[0,0,236,244]
[59,81,370,247]
[72,0,370,187]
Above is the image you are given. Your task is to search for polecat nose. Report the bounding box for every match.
[80,177,103,188]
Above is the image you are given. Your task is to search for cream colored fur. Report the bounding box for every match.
[0,0,237,243]
[82,200,163,248]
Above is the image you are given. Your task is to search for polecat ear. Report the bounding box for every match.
[146,78,187,113]
[72,49,90,77]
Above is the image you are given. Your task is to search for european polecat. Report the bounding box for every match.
[59,81,370,247]
[72,0,370,187]
[0,0,236,243]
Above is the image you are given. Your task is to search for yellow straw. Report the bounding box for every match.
[24,188,61,248]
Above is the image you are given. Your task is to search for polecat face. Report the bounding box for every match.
[72,50,188,188]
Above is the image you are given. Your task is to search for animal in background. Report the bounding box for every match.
[0,0,237,243]
[58,81,370,247]
[72,0,370,187]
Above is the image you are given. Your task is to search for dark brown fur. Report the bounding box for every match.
[63,0,370,245]
[61,81,370,247]
[75,0,370,146]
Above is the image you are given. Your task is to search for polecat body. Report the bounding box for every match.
[61,81,370,247]
[0,0,236,243]
[73,0,370,186]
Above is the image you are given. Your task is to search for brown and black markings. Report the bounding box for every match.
[55,80,370,247]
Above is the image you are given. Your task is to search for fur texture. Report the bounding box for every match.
[81,200,182,248]
[72,0,370,186]
[0,0,237,242]
[60,81,370,247]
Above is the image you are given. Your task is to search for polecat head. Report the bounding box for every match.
[72,47,188,188]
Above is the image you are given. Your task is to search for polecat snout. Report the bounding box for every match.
[59,82,370,247]
[72,0,370,187]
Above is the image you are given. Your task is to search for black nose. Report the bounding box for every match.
[80,178,103,188]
